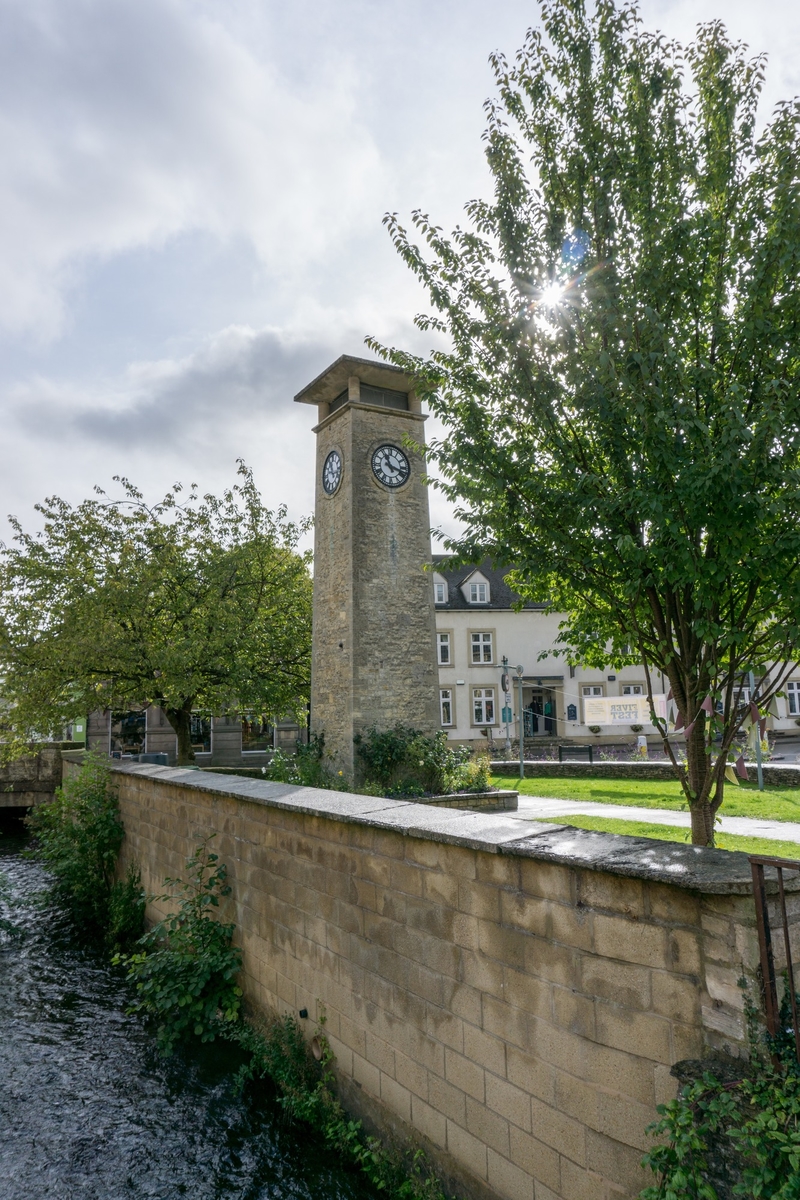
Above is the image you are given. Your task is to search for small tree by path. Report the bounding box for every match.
[0,461,312,764]
[374,0,800,845]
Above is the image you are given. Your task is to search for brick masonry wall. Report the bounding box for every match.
[68,760,799,1200]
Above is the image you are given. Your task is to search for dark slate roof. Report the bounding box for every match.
[431,556,545,611]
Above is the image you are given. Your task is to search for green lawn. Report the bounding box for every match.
[535,814,800,859]
[493,774,800,823]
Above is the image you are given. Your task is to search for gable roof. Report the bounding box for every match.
[432,556,545,611]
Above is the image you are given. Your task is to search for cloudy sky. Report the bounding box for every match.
[1,0,798,550]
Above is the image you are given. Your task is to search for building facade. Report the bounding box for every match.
[432,558,800,748]
[86,707,304,767]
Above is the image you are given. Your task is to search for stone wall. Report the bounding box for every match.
[68,759,799,1200]
[1,744,62,807]
[491,758,800,786]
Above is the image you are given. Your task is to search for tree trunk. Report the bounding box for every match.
[690,801,715,846]
[684,714,717,846]
[164,702,196,766]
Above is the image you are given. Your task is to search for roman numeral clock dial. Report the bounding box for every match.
[322,450,342,494]
[371,444,410,488]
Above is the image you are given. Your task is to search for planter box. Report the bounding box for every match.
[415,788,518,812]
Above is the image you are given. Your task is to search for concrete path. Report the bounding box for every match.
[506,793,800,845]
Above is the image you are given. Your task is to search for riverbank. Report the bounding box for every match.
[0,812,378,1200]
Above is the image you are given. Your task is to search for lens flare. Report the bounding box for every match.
[539,282,565,307]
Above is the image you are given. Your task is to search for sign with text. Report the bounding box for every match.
[582,694,667,726]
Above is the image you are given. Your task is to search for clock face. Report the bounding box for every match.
[371,444,410,489]
[322,450,342,495]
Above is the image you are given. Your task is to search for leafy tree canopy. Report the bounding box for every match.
[0,462,312,764]
[374,0,800,844]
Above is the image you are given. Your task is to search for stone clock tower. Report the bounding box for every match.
[295,355,439,777]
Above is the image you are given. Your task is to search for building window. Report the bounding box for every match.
[473,688,496,725]
[471,632,493,664]
[582,685,603,698]
[788,682,800,716]
[437,633,451,665]
[621,684,644,696]
[110,710,146,756]
[440,689,453,726]
[191,713,212,754]
[468,581,488,604]
[434,581,448,604]
[242,714,272,752]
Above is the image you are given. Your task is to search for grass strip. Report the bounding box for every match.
[493,775,800,823]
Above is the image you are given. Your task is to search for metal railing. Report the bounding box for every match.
[749,854,800,1063]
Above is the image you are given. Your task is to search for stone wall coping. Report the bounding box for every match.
[83,757,799,895]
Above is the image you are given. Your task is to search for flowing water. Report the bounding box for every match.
[0,815,375,1200]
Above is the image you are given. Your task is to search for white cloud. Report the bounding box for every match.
[0,0,386,339]
[1,0,799,551]
[2,317,461,548]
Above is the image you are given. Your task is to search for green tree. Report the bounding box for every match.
[375,0,800,844]
[0,462,312,764]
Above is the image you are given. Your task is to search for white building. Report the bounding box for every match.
[432,558,800,749]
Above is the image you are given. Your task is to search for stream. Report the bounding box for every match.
[0,814,375,1200]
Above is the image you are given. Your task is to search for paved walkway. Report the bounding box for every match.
[507,793,800,845]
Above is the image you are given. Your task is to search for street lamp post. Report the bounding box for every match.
[500,656,512,752]
[516,664,525,780]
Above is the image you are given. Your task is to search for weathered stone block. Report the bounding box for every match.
[446,1120,489,1182]
[594,1003,673,1064]
[466,1095,510,1157]
[486,1074,533,1134]
[508,1127,561,1194]
[580,957,651,1009]
[593,914,669,969]
[487,1149,535,1200]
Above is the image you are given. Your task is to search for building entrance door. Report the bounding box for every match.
[523,688,557,737]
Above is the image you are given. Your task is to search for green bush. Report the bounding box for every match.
[641,987,800,1198]
[26,753,143,945]
[355,725,490,796]
[228,1012,449,1199]
[108,863,147,951]
[115,841,242,1054]
[264,733,348,790]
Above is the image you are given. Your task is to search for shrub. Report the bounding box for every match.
[641,985,800,1198]
[27,753,143,944]
[115,841,242,1054]
[107,863,147,951]
[264,733,347,790]
[229,1012,448,1199]
[355,724,489,796]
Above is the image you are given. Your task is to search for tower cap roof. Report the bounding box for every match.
[294,355,415,405]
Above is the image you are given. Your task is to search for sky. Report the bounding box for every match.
[1,0,799,552]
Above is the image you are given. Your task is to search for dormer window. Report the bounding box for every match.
[469,581,488,604]
[434,581,447,604]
